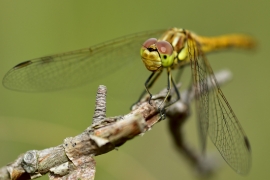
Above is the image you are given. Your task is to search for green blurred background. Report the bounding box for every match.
[0,0,268,180]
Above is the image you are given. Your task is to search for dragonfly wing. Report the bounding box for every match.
[188,38,209,152]
[203,55,251,174]
[3,29,165,92]
[189,35,251,174]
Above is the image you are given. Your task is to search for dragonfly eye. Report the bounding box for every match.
[156,41,174,67]
[143,38,158,48]
[156,41,173,55]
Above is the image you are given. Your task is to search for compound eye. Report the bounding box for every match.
[156,41,173,55]
[143,38,158,48]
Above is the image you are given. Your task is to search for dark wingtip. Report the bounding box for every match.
[244,136,251,152]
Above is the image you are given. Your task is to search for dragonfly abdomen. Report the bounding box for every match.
[196,34,256,53]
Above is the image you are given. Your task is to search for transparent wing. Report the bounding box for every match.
[189,37,252,174]
[188,38,209,152]
[3,29,165,92]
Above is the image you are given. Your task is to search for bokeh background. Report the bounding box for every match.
[0,1,269,180]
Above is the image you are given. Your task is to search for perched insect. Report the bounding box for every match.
[139,28,254,174]
[3,28,255,174]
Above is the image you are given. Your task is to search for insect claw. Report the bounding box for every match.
[148,94,153,105]
[158,107,166,120]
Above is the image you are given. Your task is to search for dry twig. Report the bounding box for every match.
[0,70,232,180]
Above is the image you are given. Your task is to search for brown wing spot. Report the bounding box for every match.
[244,136,251,152]
[14,60,32,69]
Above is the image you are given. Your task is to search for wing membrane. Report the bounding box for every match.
[3,29,165,92]
[205,56,251,174]
[188,38,209,152]
[189,36,251,174]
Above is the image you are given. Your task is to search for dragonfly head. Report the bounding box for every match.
[140,38,175,71]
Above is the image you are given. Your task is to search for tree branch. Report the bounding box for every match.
[0,70,232,180]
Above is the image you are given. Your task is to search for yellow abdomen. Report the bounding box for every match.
[196,34,256,53]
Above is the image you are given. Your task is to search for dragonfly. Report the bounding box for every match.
[2,28,255,174]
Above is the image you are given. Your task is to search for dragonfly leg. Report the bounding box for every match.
[146,70,163,90]
[130,70,163,110]
[164,74,180,108]
[162,65,185,108]
[157,68,172,112]
[144,70,164,104]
